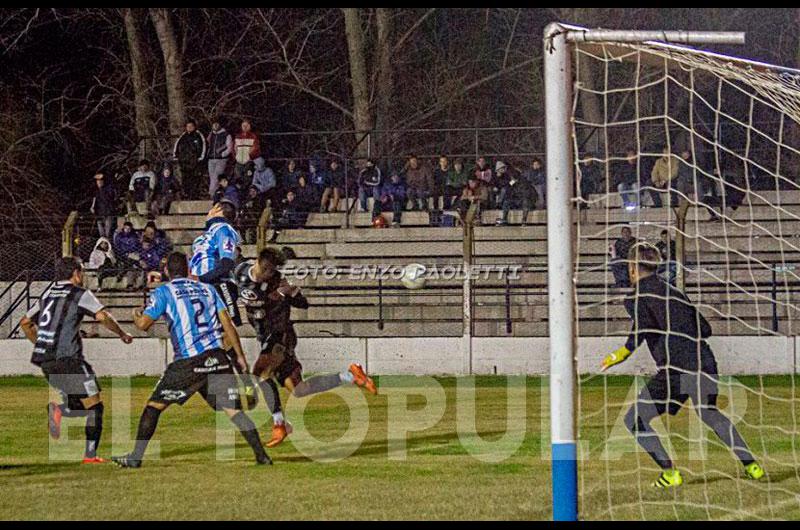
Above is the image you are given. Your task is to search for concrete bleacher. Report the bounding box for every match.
[80,188,800,340]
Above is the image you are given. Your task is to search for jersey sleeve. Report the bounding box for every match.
[78,290,105,317]
[214,225,239,261]
[143,287,167,320]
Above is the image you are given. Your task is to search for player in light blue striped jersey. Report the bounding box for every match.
[112,251,270,468]
[189,200,243,325]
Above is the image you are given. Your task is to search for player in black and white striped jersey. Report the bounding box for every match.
[19,257,132,464]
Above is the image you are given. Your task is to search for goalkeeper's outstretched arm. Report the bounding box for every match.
[601,294,657,371]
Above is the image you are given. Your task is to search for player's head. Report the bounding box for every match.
[661,229,669,243]
[56,256,84,286]
[218,199,237,223]
[255,247,286,282]
[628,242,661,284]
[166,251,189,280]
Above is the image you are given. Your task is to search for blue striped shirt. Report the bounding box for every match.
[189,220,241,278]
[144,278,227,360]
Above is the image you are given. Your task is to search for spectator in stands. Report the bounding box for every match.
[578,156,601,209]
[474,156,494,207]
[323,158,345,212]
[239,185,266,244]
[445,159,469,209]
[609,226,638,288]
[233,119,261,187]
[113,221,141,287]
[493,161,513,208]
[206,118,233,199]
[213,175,241,209]
[404,155,433,211]
[173,119,206,199]
[656,229,677,284]
[91,173,117,240]
[150,162,182,217]
[524,157,546,209]
[308,156,332,213]
[86,237,117,291]
[705,164,746,222]
[295,174,318,213]
[458,175,488,225]
[649,146,679,208]
[282,159,302,192]
[380,171,408,227]
[617,149,639,210]
[275,190,307,229]
[141,221,171,255]
[358,159,382,213]
[497,168,535,226]
[675,149,697,200]
[251,157,277,205]
[432,156,450,211]
[127,160,156,215]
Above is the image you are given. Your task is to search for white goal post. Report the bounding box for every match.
[543,23,749,521]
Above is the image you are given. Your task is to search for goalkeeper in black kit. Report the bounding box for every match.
[600,242,765,488]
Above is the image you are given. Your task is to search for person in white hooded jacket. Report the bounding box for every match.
[86,237,117,291]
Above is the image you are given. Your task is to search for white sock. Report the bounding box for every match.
[339,371,355,384]
[273,411,285,425]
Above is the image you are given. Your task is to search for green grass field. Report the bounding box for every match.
[1,374,799,520]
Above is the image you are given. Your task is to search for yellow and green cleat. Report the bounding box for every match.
[745,462,765,480]
[653,469,683,488]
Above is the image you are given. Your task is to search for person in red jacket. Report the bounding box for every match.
[233,119,261,187]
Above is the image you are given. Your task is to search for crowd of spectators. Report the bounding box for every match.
[82,219,172,292]
[85,120,764,291]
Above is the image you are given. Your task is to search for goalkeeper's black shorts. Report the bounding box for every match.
[640,355,719,416]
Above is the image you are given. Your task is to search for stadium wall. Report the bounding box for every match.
[0,336,795,376]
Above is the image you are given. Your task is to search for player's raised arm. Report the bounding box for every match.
[19,297,43,344]
[131,307,155,332]
[19,315,37,344]
[96,310,133,344]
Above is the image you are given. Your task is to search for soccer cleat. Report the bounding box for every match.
[48,402,62,440]
[652,469,683,488]
[349,363,377,395]
[81,457,108,464]
[111,454,142,469]
[256,452,273,465]
[745,462,765,480]
[265,421,293,448]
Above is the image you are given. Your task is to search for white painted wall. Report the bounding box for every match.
[1,335,795,377]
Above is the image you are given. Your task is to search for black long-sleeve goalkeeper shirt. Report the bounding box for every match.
[624,274,714,371]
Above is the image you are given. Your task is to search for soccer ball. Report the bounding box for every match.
[400,263,427,290]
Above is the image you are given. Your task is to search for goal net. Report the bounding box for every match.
[555,28,800,520]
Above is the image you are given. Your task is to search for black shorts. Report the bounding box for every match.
[254,334,303,388]
[639,363,720,416]
[40,357,101,411]
[149,349,240,411]
[214,280,242,326]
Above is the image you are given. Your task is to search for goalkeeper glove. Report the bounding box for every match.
[600,346,632,372]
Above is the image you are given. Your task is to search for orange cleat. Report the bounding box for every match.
[349,363,377,395]
[48,402,62,440]
[81,457,108,464]
[265,421,293,448]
